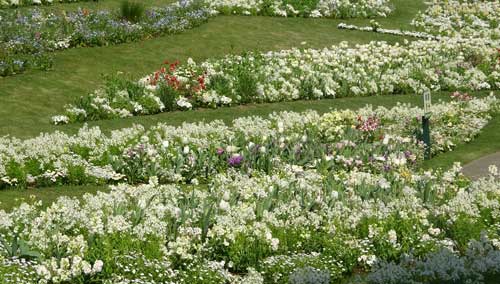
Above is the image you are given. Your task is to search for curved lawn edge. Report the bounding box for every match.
[424,113,500,171]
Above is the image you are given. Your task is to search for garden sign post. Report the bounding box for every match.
[422,92,432,160]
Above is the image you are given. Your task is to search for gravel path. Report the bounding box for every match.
[462,152,500,180]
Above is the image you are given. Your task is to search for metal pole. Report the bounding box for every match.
[422,114,431,160]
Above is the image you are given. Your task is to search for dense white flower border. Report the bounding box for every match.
[412,0,500,40]
[55,38,500,124]
[1,158,499,283]
[205,0,393,18]
[4,95,500,190]
[337,0,500,47]
[338,22,439,40]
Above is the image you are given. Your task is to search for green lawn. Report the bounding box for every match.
[0,185,110,212]
[0,0,420,139]
[1,0,500,212]
[423,113,500,170]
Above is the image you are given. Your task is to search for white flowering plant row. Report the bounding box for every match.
[54,39,500,124]
[337,22,441,40]
[205,0,393,18]
[1,156,500,283]
[412,0,500,40]
[3,95,499,190]
[337,1,500,57]
[0,0,98,8]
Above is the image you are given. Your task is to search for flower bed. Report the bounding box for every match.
[1,156,499,283]
[2,95,498,189]
[54,39,500,124]
[337,22,439,40]
[0,1,213,76]
[412,0,500,40]
[337,1,500,55]
[0,0,395,77]
[0,0,98,8]
[206,0,393,18]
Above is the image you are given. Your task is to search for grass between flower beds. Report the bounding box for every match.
[0,0,422,138]
[423,113,500,170]
[0,184,110,212]
[0,91,498,212]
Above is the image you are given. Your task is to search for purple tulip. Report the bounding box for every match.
[384,164,391,172]
[228,155,243,167]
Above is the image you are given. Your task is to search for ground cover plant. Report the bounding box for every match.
[53,38,500,124]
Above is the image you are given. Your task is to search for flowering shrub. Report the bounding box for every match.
[0,0,98,8]
[206,0,393,18]
[0,0,213,76]
[2,96,498,190]
[1,158,500,283]
[55,39,500,123]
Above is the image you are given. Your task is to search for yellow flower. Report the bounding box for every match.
[400,168,412,182]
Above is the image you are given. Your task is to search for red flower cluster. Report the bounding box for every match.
[450,91,472,101]
[148,60,206,94]
[356,116,380,132]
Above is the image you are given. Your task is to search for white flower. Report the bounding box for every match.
[488,165,498,176]
[92,260,103,274]
[176,97,193,109]
[162,140,170,149]
[388,230,398,246]
[428,227,441,236]
[270,238,279,251]
[35,265,51,280]
[358,254,377,267]
[226,145,239,153]
[378,178,390,189]
[51,115,70,125]
[82,261,92,275]
[331,191,339,199]
[219,200,230,211]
